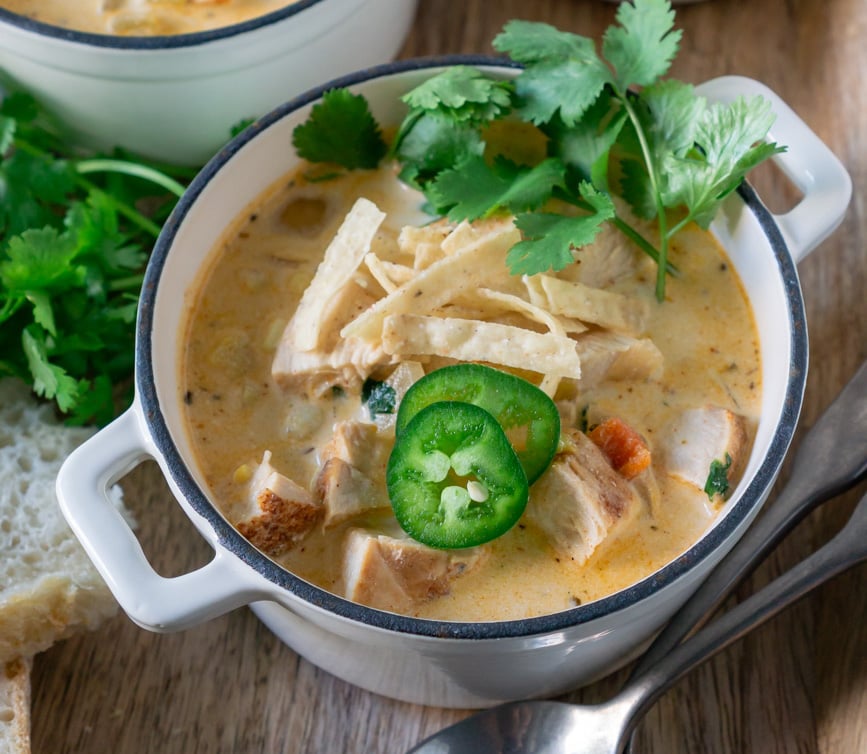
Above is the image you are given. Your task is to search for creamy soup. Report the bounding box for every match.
[180,163,761,622]
[0,0,297,35]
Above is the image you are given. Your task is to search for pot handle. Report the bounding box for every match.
[56,406,267,632]
[696,75,852,263]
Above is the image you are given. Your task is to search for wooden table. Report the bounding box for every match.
[32,1,867,752]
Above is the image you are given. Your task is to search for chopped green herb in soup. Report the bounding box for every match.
[179,161,761,621]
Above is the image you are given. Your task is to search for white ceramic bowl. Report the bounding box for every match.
[0,0,418,165]
[56,59,851,709]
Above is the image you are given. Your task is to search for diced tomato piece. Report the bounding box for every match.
[588,417,651,480]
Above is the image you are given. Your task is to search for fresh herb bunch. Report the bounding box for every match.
[0,92,192,425]
[292,0,784,301]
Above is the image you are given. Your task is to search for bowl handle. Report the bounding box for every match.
[696,75,852,263]
[56,406,268,632]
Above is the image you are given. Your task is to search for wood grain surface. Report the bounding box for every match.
[31,1,867,752]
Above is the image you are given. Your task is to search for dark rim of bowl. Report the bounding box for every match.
[0,0,331,49]
[137,55,808,641]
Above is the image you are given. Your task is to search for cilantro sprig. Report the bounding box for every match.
[292,0,783,301]
[0,92,191,425]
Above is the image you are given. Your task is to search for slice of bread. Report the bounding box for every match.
[0,658,30,754]
[0,378,130,663]
[0,378,134,753]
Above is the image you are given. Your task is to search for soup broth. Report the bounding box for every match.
[0,0,297,35]
[180,163,761,621]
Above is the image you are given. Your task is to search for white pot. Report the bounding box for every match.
[0,0,418,165]
[56,61,851,708]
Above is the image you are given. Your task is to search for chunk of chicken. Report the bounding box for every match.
[556,224,642,288]
[343,530,485,613]
[314,421,392,527]
[373,361,426,432]
[661,406,748,499]
[534,274,650,336]
[235,451,322,557]
[272,335,395,396]
[527,430,642,564]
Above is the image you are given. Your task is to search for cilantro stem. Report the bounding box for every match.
[665,215,692,241]
[12,138,165,238]
[107,274,146,292]
[73,175,163,238]
[611,215,678,276]
[0,297,24,325]
[76,158,187,199]
[619,94,670,301]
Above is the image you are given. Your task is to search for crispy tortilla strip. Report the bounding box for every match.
[441,216,515,255]
[398,220,451,269]
[522,276,587,334]
[536,274,649,336]
[341,222,521,342]
[573,332,663,388]
[473,288,570,338]
[414,241,446,270]
[364,253,415,294]
[282,197,385,352]
[381,313,582,378]
[398,220,451,254]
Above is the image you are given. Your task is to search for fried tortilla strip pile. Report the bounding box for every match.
[272,200,663,396]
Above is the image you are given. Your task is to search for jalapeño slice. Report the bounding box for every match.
[386,401,529,549]
[395,364,560,483]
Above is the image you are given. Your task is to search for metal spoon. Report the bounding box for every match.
[408,489,867,754]
[408,361,867,754]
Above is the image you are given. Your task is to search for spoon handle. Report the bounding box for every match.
[628,360,867,679]
[620,489,867,742]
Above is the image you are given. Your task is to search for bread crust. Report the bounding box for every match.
[0,657,31,754]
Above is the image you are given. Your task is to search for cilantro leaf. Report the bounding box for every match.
[544,90,627,191]
[507,183,616,275]
[427,155,566,221]
[704,453,733,499]
[0,228,82,292]
[21,325,80,412]
[292,88,387,170]
[26,290,56,336]
[0,116,15,155]
[0,92,40,123]
[617,81,704,219]
[494,20,599,65]
[362,378,396,418]
[230,117,255,138]
[65,374,116,426]
[394,111,485,187]
[65,192,145,273]
[602,0,681,90]
[618,156,657,220]
[494,21,611,126]
[402,66,513,123]
[0,151,76,236]
[664,95,784,227]
[640,80,705,159]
